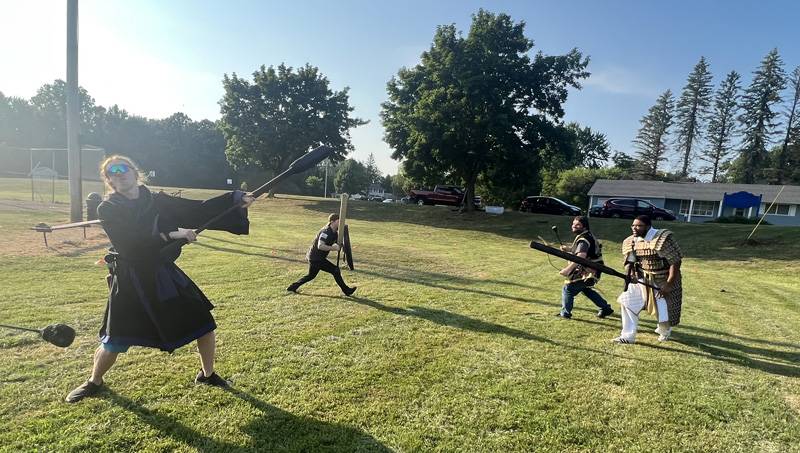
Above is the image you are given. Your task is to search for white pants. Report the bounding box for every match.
[617,283,670,342]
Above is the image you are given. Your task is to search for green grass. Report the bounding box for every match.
[0,178,798,452]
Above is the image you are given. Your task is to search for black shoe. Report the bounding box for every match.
[343,286,357,296]
[195,370,230,388]
[555,312,572,319]
[286,285,298,293]
[65,380,103,403]
[597,307,614,319]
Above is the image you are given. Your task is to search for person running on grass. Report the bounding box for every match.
[286,213,357,296]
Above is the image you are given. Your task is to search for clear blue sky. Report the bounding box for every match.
[2,0,798,175]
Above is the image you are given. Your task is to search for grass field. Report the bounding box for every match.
[0,178,798,452]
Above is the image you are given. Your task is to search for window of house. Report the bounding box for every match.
[679,200,690,215]
[762,203,793,216]
[691,200,715,216]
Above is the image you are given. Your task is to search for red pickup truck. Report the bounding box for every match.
[408,185,482,207]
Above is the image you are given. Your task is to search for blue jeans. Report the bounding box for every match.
[561,280,610,316]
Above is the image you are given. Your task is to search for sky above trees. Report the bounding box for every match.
[2,0,798,175]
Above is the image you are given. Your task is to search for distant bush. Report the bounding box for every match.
[710,216,770,225]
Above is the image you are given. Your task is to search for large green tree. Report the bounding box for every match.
[220,63,366,194]
[674,57,713,177]
[732,49,786,183]
[633,90,674,178]
[700,71,740,182]
[565,122,611,169]
[334,158,370,195]
[381,9,589,210]
[542,166,625,209]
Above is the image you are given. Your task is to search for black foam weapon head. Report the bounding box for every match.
[41,323,76,347]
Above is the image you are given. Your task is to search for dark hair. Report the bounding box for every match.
[634,215,652,226]
[328,213,340,222]
[573,215,590,230]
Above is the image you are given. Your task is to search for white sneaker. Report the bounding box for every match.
[612,336,634,344]
[658,331,671,342]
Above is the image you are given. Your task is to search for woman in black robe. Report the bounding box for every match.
[66,155,253,403]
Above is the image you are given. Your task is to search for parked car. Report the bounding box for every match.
[595,198,675,220]
[382,198,394,203]
[519,196,582,216]
[408,185,482,207]
[589,206,604,217]
[368,195,385,202]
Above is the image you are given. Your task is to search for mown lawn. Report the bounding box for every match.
[0,181,798,452]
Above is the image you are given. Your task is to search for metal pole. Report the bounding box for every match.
[30,149,34,201]
[747,186,785,241]
[324,159,329,198]
[66,0,82,221]
[52,150,56,202]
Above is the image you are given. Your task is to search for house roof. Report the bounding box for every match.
[588,179,800,204]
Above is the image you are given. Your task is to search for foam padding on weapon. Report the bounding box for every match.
[41,323,75,347]
[338,194,348,246]
[343,224,354,270]
[529,240,660,290]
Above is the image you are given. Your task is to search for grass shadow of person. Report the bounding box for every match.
[201,234,537,291]
[103,387,392,452]
[195,240,555,311]
[312,294,646,362]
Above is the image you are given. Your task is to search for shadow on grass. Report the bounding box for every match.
[343,294,551,343]
[311,294,643,363]
[572,317,800,378]
[666,331,800,378]
[202,235,537,291]
[104,388,391,451]
[296,197,800,262]
[196,239,550,309]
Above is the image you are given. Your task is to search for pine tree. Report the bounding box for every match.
[675,57,713,177]
[774,66,800,183]
[734,49,786,183]
[365,152,381,184]
[633,90,674,178]
[701,71,740,182]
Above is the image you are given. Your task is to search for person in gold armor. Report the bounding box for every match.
[613,215,682,344]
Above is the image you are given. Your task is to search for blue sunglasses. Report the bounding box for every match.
[106,163,131,175]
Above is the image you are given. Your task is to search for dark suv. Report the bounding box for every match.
[519,196,582,216]
[598,198,675,220]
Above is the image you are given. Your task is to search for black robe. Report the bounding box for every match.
[98,186,249,352]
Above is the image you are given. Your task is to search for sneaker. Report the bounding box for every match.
[286,285,298,293]
[611,336,633,344]
[343,286,358,296]
[555,312,572,319]
[65,380,103,403]
[597,307,614,319]
[658,331,671,342]
[195,370,230,388]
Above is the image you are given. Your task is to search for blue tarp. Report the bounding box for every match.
[722,191,762,216]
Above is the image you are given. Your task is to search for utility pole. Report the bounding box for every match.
[66,0,82,221]
[324,159,329,198]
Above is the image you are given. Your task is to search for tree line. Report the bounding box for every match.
[3,9,795,210]
[633,50,800,185]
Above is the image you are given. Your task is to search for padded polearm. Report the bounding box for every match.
[337,193,348,267]
[160,145,335,260]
